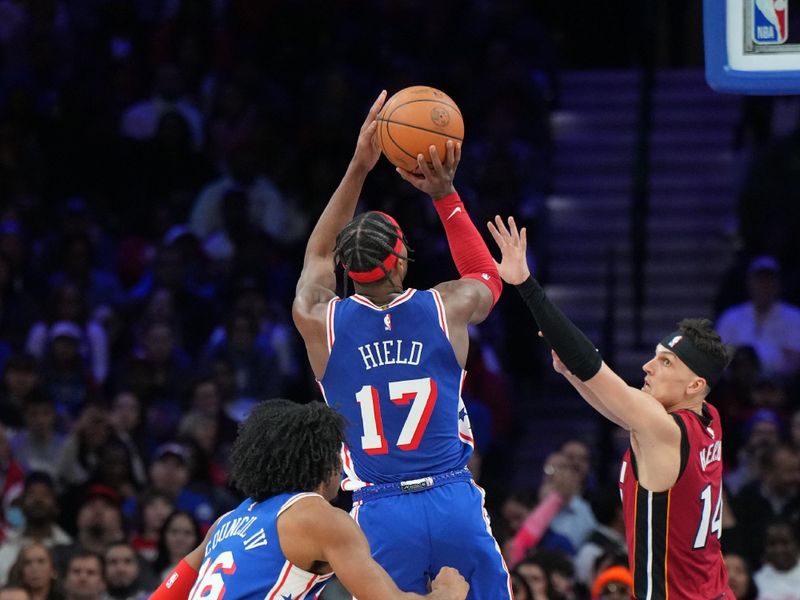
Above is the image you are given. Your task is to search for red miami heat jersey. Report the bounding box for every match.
[619,403,731,599]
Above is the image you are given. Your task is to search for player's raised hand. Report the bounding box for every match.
[352,90,387,171]
[429,567,469,600]
[395,140,460,200]
[487,215,530,285]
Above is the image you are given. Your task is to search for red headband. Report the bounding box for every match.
[347,212,405,284]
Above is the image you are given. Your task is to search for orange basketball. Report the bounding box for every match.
[377,86,465,172]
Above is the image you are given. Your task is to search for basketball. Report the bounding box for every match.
[377,86,465,171]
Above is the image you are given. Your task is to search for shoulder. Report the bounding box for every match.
[278,495,353,539]
[777,302,800,319]
[717,303,750,321]
[433,279,491,316]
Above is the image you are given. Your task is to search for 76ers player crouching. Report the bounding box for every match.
[292,91,511,599]
[148,400,469,600]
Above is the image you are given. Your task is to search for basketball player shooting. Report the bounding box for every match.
[148,400,469,600]
[291,91,512,599]
[487,215,734,600]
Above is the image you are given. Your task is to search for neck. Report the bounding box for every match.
[354,283,404,306]
[24,521,53,539]
[666,397,704,414]
[30,585,50,600]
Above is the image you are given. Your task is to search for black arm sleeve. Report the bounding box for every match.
[516,276,602,381]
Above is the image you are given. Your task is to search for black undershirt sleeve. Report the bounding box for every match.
[515,276,603,381]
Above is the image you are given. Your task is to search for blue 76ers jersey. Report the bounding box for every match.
[187,493,332,600]
[318,288,474,488]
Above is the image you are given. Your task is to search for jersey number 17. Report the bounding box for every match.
[356,377,437,454]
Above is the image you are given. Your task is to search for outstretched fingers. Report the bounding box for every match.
[362,90,387,131]
[486,220,505,249]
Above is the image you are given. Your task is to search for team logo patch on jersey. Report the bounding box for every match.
[384,314,392,331]
[667,335,683,348]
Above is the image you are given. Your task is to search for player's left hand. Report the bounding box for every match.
[550,349,572,377]
[396,140,460,200]
[487,215,530,285]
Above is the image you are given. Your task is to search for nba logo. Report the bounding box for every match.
[384,314,392,331]
[753,0,788,44]
[667,335,683,348]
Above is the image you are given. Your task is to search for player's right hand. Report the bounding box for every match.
[430,567,469,600]
[352,90,387,172]
[487,215,530,285]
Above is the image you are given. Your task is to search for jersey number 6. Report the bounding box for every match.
[356,377,438,454]
[188,551,236,600]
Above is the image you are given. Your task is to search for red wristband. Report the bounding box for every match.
[150,559,199,600]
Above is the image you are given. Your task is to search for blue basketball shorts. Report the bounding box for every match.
[351,481,512,599]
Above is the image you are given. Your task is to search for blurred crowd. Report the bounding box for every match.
[1,0,800,599]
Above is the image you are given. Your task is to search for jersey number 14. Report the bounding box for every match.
[693,484,723,549]
[356,377,437,454]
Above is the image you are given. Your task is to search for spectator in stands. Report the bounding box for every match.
[129,491,174,566]
[39,322,94,421]
[178,413,224,487]
[84,440,144,505]
[733,444,800,568]
[126,245,216,357]
[515,552,560,600]
[48,233,124,311]
[183,376,237,447]
[713,345,763,465]
[538,549,578,600]
[753,521,800,598]
[0,427,24,527]
[574,485,626,588]
[716,256,800,379]
[590,566,632,600]
[205,279,301,395]
[189,143,304,247]
[0,473,71,584]
[62,551,106,600]
[204,311,282,402]
[206,81,259,170]
[0,355,41,429]
[10,392,64,477]
[153,511,200,580]
[548,439,596,551]
[505,455,581,567]
[104,541,155,600]
[119,63,204,149]
[107,391,147,486]
[726,407,783,495]
[137,443,214,531]
[509,571,533,600]
[26,283,108,387]
[55,402,114,488]
[54,485,125,569]
[724,552,758,600]
[6,543,58,600]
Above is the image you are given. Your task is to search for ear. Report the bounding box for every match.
[686,377,708,397]
[395,256,408,281]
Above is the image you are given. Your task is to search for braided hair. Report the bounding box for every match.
[334,212,414,293]
[230,400,345,501]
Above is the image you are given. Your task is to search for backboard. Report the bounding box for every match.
[705,0,800,94]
